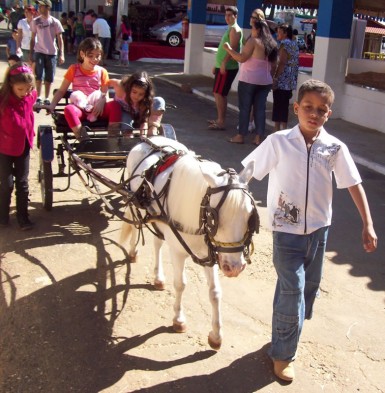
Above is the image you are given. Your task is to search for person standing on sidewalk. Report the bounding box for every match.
[91,12,111,66]
[17,5,36,63]
[241,79,377,383]
[207,6,242,131]
[272,23,299,132]
[224,15,277,145]
[29,0,65,105]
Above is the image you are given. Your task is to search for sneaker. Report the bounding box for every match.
[18,217,35,231]
[78,126,91,141]
[43,99,51,105]
[36,97,43,105]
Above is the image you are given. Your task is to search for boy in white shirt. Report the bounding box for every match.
[242,79,377,382]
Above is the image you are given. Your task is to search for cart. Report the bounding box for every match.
[36,90,176,211]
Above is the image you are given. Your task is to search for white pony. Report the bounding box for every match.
[120,136,257,349]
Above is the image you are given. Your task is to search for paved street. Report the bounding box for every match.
[0,23,384,393]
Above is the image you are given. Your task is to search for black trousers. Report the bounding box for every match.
[272,89,293,123]
[0,143,30,224]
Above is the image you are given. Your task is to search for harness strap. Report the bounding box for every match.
[154,153,180,176]
[145,179,216,267]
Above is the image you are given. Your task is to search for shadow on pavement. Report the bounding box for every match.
[130,343,275,393]
[0,197,219,392]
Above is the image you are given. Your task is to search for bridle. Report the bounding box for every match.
[199,168,259,266]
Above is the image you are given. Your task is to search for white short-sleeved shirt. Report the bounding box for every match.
[242,125,362,235]
[92,18,111,38]
[18,18,33,50]
[30,15,64,55]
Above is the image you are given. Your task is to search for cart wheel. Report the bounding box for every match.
[159,124,177,140]
[38,149,53,211]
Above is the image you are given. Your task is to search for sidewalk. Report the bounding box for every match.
[154,71,385,176]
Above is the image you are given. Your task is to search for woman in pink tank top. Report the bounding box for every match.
[223,12,278,145]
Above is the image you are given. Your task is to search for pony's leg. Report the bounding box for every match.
[120,210,139,263]
[170,249,187,333]
[153,235,166,290]
[204,264,223,350]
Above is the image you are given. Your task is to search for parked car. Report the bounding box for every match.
[149,13,228,47]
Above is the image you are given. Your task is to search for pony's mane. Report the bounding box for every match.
[168,155,221,233]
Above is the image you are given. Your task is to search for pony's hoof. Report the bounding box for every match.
[173,322,187,333]
[154,280,165,290]
[208,336,222,350]
[128,251,138,263]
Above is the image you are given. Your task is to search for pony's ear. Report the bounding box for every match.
[238,161,255,184]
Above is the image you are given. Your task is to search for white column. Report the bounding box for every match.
[312,37,350,117]
[183,23,205,74]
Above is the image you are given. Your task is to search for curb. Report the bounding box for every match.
[157,75,385,176]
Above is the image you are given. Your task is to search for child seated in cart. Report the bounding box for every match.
[108,71,165,137]
[44,37,121,143]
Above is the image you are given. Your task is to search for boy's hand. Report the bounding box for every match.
[362,225,377,252]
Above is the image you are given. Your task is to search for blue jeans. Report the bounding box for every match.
[270,226,329,361]
[238,81,271,137]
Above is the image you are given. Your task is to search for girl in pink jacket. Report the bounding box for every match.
[0,63,37,230]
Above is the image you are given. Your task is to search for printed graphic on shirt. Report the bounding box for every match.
[310,141,341,170]
[273,191,301,228]
[35,19,52,30]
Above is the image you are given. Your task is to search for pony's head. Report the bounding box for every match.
[201,160,258,277]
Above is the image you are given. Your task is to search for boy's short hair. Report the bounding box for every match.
[225,6,238,16]
[297,79,335,106]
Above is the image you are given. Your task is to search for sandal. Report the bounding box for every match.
[228,135,244,144]
[208,121,225,131]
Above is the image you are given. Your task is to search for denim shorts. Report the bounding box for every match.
[34,52,57,83]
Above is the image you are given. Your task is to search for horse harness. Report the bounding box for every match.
[124,139,260,268]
